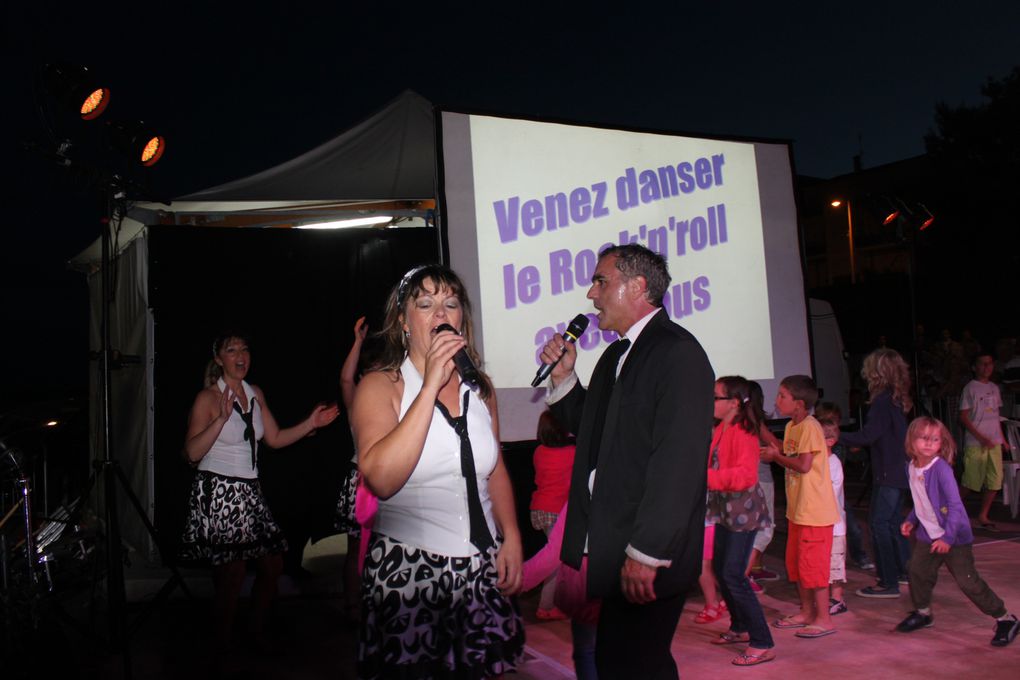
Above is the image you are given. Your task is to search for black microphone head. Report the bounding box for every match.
[565,314,590,340]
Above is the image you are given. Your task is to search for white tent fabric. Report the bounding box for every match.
[72,91,439,561]
[177,89,436,202]
[70,90,437,268]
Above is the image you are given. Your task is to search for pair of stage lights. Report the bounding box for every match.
[43,62,166,167]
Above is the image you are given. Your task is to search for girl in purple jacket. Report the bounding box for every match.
[897,416,1019,646]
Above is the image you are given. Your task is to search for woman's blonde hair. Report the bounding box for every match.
[904,416,956,465]
[860,348,913,413]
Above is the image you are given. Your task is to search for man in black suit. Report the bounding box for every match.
[540,244,713,679]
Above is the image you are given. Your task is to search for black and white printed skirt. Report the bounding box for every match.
[358,533,524,680]
[178,470,288,566]
[334,465,360,538]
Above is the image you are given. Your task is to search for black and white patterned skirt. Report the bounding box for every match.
[178,470,288,566]
[358,533,524,680]
[334,465,360,538]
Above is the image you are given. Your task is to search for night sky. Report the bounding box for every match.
[4,4,1019,407]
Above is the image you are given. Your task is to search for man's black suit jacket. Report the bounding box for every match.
[551,309,714,600]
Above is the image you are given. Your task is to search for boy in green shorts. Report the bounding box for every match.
[959,354,1013,530]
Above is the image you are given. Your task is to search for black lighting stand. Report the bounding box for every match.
[71,185,190,679]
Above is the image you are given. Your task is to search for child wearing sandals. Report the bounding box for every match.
[694,523,728,624]
[896,416,1020,647]
[820,417,848,616]
[706,376,775,666]
[761,375,840,639]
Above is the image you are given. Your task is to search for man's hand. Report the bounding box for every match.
[538,335,577,386]
[620,556,657,604]
[930,538,950,554]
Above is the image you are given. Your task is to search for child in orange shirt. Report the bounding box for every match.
[761,375,840,638]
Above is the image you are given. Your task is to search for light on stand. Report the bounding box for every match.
[919,204,935,230]
[43,62,111,121]
[831,198,856,284]
[107,120,166,167]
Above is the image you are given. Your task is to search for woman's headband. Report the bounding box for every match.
[396,265,428,307]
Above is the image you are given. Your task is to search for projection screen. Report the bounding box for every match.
[439,111,810,441]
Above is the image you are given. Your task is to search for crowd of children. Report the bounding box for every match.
[328,332,1019,676]
[518,357,1019,675]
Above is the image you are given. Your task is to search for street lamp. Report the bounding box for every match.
[831,199,856,284]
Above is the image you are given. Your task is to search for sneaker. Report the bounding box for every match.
[749,577,764,594]
[897,574,910,586]
[896,611,934,633]
[829,598,848,615]
[535,606,568,621]
[855,584,900,599]
[750,566,781,582]
[854,558,875,570]
[991,615,1020,647]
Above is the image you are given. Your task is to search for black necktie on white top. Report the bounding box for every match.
[434,390,495,552]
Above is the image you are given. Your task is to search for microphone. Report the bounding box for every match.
[531,314,590,387]
[434,323,481,389]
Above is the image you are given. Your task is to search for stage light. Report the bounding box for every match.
[295,215,394,229]
[140,135,165,166]
[45,420,58,427]
[918,204,935,230]
[882,209,900,225]
[43,62,111,121]
[830,200,842,208]
[107,120,166,167]
[80,88,109,120]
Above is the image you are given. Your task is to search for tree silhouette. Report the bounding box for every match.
[921,67,1019,335]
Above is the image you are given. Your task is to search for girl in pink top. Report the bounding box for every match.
[707,376,775,666]
[529,410,576,619]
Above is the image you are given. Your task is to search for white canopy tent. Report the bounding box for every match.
[71,90,442,560]
[70,89,439,270]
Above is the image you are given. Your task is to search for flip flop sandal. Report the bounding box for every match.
[795,625,837,638]
[772,616,807,629]
[732,649,776,666]
[711,631,750,645]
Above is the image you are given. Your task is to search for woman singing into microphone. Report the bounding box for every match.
[351,264,524,679]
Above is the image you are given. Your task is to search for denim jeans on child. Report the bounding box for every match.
[869,485,910,589]
[713,525,774,649]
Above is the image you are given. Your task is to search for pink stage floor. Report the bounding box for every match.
[27,511,1020,679]
[517,527,1020,679]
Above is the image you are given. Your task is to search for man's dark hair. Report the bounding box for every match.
[600,244,671,306]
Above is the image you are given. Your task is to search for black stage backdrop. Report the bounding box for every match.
[149,225,439,572]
